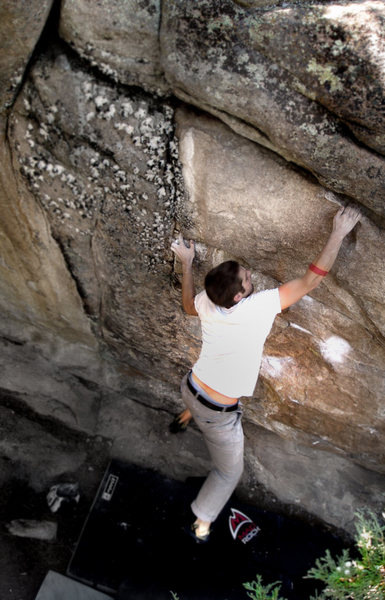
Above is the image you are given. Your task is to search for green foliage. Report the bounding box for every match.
[170,576,287,600]
[243,574,287,600]
[170,511,385,600]
[306,509,385,600]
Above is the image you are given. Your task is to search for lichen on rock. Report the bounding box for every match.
[12,46,186,273]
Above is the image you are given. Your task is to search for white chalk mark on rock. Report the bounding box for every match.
[261,355,295,378]
[319,335,352,365]
[290,323,312,335]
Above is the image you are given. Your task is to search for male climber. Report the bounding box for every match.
[171,206,360,542]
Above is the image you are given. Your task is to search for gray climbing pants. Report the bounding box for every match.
[181,373,244,523]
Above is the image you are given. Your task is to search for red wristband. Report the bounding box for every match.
[309,263,328,276]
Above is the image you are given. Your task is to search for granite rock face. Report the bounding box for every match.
[176,108,385,478]
[9,44,189,382]
[245,1,385,155]
[59,0,385,217]
[0,0,54,115]
[161,0,385,219]
[0,1,384,534]
[59,0,169,94]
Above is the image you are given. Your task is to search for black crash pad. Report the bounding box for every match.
[68,459,346,600]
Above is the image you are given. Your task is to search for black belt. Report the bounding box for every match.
[187,375,239,413]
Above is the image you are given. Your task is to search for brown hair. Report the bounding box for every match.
[204,261,244,308]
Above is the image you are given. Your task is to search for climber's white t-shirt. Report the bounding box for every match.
[193,288,281,398]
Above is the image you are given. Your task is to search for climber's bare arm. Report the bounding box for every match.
[171,234,198,316]
[279,206,360,311]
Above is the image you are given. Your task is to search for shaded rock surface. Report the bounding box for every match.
[243,420,385,533]
[8,43,189,382]
[0,403,86,491]
[60,0,168,94]
[0,0,54,114]
[0,0,384,537]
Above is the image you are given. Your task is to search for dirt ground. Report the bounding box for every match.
[0,436,111,600]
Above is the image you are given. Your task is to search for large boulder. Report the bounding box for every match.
[175,107,385,476]
[59,0,385,217]
[0,2,384,534]
[9,45,189,382]
[161,0,385,219]
[245,1,385,155]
